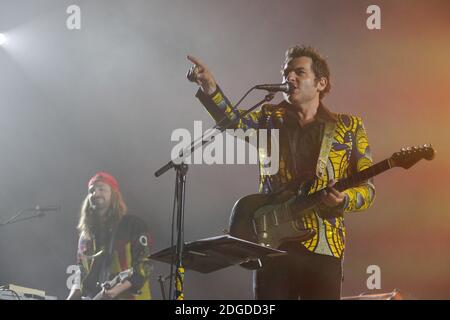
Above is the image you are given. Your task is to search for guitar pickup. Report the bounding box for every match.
[253,215,267,234]
[271,210,279,226]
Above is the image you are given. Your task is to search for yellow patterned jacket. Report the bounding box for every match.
[196,87,375,259]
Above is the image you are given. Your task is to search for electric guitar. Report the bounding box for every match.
[83,268,134,300]
[228,144,436,249]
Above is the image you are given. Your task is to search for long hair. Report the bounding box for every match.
[77,188,128,239]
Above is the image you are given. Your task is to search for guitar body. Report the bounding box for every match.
[229,193,315,249]
[229,193,272,243]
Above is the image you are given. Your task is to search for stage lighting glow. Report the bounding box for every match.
[0,33,7,46]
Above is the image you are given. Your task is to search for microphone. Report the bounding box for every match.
[186,66,198,83]
[254,83,292,93]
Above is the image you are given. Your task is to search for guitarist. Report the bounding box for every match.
[187,45,376,300]
[67,172,153,300]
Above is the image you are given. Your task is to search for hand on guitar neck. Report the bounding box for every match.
[320,179,346,208]
[93,279,132,300]
[67,268,134,300]
[92,268,134,300]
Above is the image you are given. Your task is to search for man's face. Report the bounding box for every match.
[282,56,323,106]
[88,181,112,211]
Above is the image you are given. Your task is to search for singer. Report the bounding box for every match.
[187,45,375,299]
[66,172,153,300]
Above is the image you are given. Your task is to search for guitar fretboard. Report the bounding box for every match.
[290,158,391,213]
[335,159,391,191]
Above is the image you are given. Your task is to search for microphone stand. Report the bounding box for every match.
[154,87,276,300]
[0,207,53,227]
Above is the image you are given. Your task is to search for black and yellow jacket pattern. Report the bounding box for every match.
[196,87,375,259]
[76,214,152,299]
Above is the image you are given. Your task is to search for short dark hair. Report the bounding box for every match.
[283,45,331,99]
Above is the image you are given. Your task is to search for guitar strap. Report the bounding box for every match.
[315,121,337,180]
[98,219,120,286]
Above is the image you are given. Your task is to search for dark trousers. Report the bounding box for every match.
[254,244,343,300]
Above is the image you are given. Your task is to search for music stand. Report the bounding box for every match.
[149,235,286,274]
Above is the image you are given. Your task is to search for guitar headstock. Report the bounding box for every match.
[390,144,436,169]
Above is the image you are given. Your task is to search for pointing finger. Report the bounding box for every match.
[187,55,205,68]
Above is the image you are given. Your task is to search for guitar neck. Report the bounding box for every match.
[92,276,120,300]
[291,158,391,212]
[335,159,391,192]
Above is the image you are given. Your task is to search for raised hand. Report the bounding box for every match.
[187,55,217,95]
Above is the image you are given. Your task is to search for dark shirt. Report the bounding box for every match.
[276,103,336,192]
[286,118,323,182]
